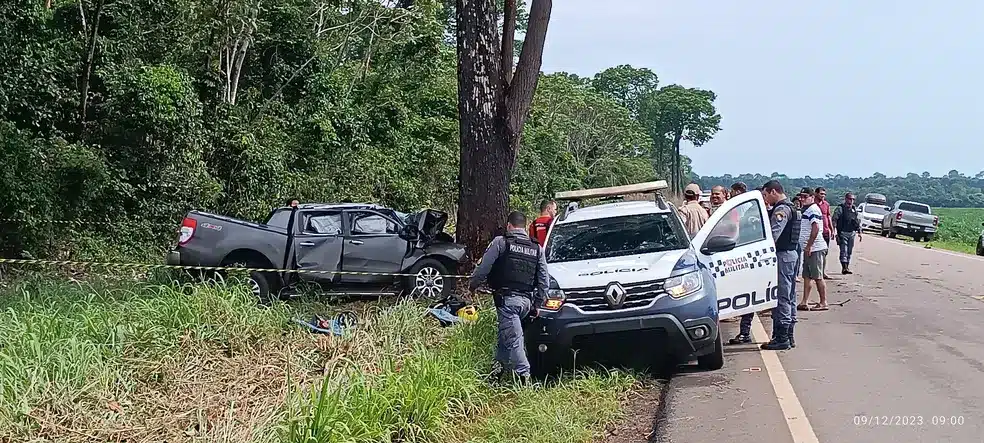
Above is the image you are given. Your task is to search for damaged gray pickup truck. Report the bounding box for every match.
[167,203,467,302]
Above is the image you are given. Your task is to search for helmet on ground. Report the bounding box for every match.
[456,305,479,322]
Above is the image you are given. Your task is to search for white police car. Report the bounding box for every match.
[526,181,778,375]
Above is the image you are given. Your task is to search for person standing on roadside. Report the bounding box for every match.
[727,182,758,345]
[470,211,550,384]
[528,199,557,247]
[815,187,833,279]
[797,188,829,312]
[831,192,862,274]
[760,180,800,351]
[678,183,709,237]
[709,185,728,214]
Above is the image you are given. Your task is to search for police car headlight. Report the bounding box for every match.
[664,271,703,299]
[543,289,566,310]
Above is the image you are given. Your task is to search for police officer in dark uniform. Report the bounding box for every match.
[831,192,862,274]
[469,211,550,383]
[760,180,801,350]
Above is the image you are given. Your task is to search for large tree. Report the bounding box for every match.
[651,85,721,193]
[454,0,552,261]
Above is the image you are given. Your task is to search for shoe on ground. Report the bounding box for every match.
[761,339,792,351]
[728,334,752,345]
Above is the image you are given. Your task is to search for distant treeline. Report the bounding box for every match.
[693,171,984,208]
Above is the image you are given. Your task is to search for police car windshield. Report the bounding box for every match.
[547,213,688,263]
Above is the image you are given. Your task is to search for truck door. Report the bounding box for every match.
[293,211,344,284]
[691,191,779,320]
[340,210,406,284]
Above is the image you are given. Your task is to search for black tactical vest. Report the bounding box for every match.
[770,199,801,251]
[488,233,540,295]
[837,204,860,232]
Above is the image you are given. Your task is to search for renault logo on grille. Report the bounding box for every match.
[604,282,627,308]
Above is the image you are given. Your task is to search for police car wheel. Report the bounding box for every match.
[406,259,452,301]
[697,332,725,371]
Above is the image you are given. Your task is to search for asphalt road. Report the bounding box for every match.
[656,235,984,443]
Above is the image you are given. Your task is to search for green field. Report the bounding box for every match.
[923,208,984,255]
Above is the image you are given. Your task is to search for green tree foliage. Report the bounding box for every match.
[694,172,984,208]
[0,0,722,261]
[592,66,721,194]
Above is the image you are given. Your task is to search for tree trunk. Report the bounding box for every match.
[78,0,105,129]
[455,0,552,265]
[455,0,507,265]
[672,130,683,193]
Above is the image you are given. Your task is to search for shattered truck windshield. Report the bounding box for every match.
[547,213,688,263]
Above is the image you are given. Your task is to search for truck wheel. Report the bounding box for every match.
[887,228,897,239]
[247,270,277,303]
[924,234,934,242]
[697,332,725,371]
[406,259,452,301]
[913,234,923,242]
[977,242,984,256]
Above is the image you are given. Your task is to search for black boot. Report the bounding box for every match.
[788,323,796,348]
[841,262,851,274]
[728,333,752,345]
[761,325,791,351]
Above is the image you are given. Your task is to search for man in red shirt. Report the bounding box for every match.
[815,187,833,279]
[528,199,557,246]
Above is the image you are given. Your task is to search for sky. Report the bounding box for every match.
[539,0,984,178]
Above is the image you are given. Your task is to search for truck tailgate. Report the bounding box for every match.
[903,212,935,227]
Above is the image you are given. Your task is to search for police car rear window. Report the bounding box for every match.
[547,214,687,263]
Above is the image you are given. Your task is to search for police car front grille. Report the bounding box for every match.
[564,279,666,312]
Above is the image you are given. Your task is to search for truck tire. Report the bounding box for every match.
[913,234,923,242]
[924,233,934,242]
[248,270,275,304]
[977,242,984,256]
[887,228,897,239]
[697,332,725,371]
[405,258,453,301]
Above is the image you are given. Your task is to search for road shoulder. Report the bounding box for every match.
[657,320,793,443]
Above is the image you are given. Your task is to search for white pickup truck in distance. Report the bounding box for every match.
[880,200,938,242]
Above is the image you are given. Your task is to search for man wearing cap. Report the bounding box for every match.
[831,192,862,274]
[679,183,709,237]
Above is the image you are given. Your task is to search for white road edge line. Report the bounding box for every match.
[859,257,879,265]
[751,316,821,443]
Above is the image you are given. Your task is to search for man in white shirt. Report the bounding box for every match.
[797,188,829,311]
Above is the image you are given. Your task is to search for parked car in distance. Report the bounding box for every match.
[857,202,890,232]
[880,200,938,241]
[167,203,467,302]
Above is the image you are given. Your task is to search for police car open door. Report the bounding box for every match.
[691,191,779,320]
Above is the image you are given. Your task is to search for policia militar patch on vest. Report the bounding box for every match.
[488,233,541,306]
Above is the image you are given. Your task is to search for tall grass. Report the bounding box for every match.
[0,276,638,442]
[924,208,983,254]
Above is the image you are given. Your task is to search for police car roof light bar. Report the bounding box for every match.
[554,181,669,201]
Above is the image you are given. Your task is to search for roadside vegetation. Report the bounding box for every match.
[924,208,984,254]
[0,275,637,442]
